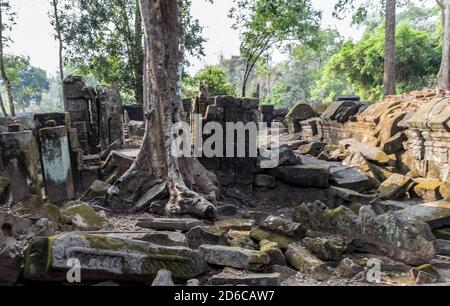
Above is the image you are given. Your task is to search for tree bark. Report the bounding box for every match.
[0,1,14,117]
[52,0,65,109]
[437,0,450,90]
[383,0,396,97]
[108,0,218,220]
[52,1,64,85]
[0,92,7,117]
[134,0,144,105]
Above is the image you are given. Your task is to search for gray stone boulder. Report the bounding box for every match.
[293,203,436,265]
[186,226,227,249]
[260,216,306,239]
[0,245,23,285]
[151,269,175,286]
[24,233,208,282]
[199,245,270,271]
[210,267,281,286]
[268,165,330,188]
[321,101,362,123]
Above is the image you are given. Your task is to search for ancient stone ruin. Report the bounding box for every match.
[2,78,450,286]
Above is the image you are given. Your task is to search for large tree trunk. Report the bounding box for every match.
[108,0,218,220]
[0,1,14,117]
[437,0,450,90]
[0,92,7,117]
[384,0,397,97]
[134,0,144,105]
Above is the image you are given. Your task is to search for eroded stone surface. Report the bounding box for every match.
[199,245,270,271]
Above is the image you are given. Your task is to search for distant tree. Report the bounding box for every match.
[5,55,51,112]
[50,0,65,89]
[325,23,441,101]
[0,0,15,117]
[54,0,206,105]
[195,66,237,97]
[437,0,450,89]
[229,0,321,97]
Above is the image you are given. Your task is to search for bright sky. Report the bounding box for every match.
[7,0,427,76]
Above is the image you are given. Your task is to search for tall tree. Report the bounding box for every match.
[108,0,218,219]
[50,0,64,86]
[437,0,450,90]
[229,0,321,97]
[0,0,14,117]
[54,0,206,105]
[384,0,397,96]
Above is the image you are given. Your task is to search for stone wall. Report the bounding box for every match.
[192,96,260,195]
[63,75,123,154]
[293,90,450,182]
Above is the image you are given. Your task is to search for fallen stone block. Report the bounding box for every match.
[370,199,414,214]
[250,228,295,250]
[137,231,188,247]
[151,269,175,286]
[335,258,363,278]
[199,245,270,271]
[82,180,111,201]
[61,203,105,230]
[136,217,206,232]
[395,200,450,230]
[210,268,281,286]
[330,165,374,192]
[215,219,255,231]
[297,142,327,157]
[321,101,362,123]
[327,186,376,209]
[378,173,414,200]
[339,139,391,165]
[268,165,330,188]
[186,226,227,249]
[286,103,318,121]
[0,245,23,285]
[413,178,443,202]
[285,243,331,281]
[24,233,207,281]
[293,203,436,265]
[260,216,306,239]
[437,239,450,256]
[259,240,286,266]
[342,152,380,187]
[131,181,168,213]
[303,236,349,261]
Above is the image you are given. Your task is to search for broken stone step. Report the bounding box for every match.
[199,245,270,271]
[136,217,206,232]
[210,270,281,286]
[24,233,207,282]
[285,243,331,281]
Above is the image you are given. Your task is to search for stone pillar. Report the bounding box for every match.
[0,130,42,205]
[39,126,75,203]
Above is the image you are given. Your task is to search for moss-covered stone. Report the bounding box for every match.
[23,232,207,282]
[250,228,295,250]
[42,202,61,223]
[285,243,330,281]
[378,174,413,200]
[259,240,286,266]
[61,203,105,230]
[413,178,442,202]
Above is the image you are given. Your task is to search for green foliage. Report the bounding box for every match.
[4,55,50,111]
[183,66,236,98]
[229,0,322,95]
[53,0,206,104]
[322,23,441,101]
[0,0,16,46]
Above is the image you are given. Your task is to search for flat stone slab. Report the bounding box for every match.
[24,233,207,282]
[210,269,281,286]
[268,165,330,188]
[339,138,391,164]
[395,200,450,229]
[136,217,206,232]
[199,245,270,271]
[215,219,255,231]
